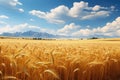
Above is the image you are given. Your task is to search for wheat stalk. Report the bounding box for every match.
[0,46,1,54]
[44,69,60,80]
[17,43,28,53]
[50,49,55,64]
[73,68,80,73]
[0,71,3,79]
[2,76,18,80]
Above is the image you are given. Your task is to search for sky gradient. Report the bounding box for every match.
[0,0,120,37]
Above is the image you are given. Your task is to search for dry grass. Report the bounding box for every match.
[0,39,120,80]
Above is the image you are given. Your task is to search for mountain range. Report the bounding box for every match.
[0,31,68,38]
[0,31,113,39]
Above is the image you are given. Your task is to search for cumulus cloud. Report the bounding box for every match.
[0,15,9,19]
[56,17,120,37]
[0,23,49,34]
[72,29,92,37]
[92,5,101,11]
[98,17,120,36]
[92,5,107,11]
[57,23,80,35]
[72,17,120,37]
[29,1,112,24]
[69,1,89,18]
[29,5,69,24]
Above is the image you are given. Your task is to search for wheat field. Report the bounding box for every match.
[0,38,120,80]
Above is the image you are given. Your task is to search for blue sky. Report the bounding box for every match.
[0,0,120,37]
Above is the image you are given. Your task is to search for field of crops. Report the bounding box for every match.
[0,39,120,80]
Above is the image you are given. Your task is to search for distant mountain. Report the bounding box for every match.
[0,31,62,38]
[0,31,72,38]
[0,31,113,39]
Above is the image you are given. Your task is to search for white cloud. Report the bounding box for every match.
[72,29,92,36]
[18,8,24,12]
[0,15,9,19]
[0,0,22,7]
[92,5,101,11]
[29,1,112,24]
[29,10,46,18]
[0,23,56,35]
[0,23,47,34]
[69,1,89,18]
[0,15,8,26]
[0,0,23,12]
[100,17,120,33]
[72,17,120,37]
[57,23,80,35]
[68,1,110,20]
[92,5,107,11]
[55,17,120,37]
[9,0,22,6]
[81,11,110,20]
[29,5,69,24]
[0,23,28,33]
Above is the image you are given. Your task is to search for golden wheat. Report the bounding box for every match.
[0,39,120,80]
